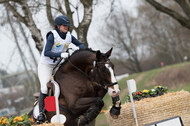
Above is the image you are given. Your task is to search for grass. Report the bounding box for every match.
[95,61,190,126]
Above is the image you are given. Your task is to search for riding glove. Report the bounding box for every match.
[61,52,69,58]
[68,46,79,55]
[73,46,79,51]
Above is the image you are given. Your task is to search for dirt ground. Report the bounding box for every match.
[150,64,190,89]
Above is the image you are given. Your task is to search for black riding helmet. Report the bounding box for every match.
[54,15,71,27]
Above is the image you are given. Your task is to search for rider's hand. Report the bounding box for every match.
[68,46,79,55]
[61,52,69,58]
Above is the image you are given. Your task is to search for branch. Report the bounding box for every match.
[0,0,6,3]
[46,0,54,28]
[17,20,38,68]
[146,0,190,29]
[55,0,66,15]
[106,0,115,21]
[0,0,20,3]
[75,2,81,27]
[4,2,26,24]
[31,3,64,12]
[64,0,74,30]
[175,0,190,20]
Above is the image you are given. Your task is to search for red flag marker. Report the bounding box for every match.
[45,96,56,112]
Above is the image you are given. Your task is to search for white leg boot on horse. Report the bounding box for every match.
[37,92,48,124]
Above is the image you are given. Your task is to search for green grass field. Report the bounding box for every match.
[95,61,190,126]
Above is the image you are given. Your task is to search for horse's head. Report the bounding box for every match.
[94,48,120,97]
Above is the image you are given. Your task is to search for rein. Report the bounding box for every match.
[67,59,117,90]
[67,59,104,88]
[68,59,93,81]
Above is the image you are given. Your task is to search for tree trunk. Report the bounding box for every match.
[76,0,93,47]
[5,1,44,53]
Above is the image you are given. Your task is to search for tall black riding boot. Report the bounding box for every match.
[37,92,47,124]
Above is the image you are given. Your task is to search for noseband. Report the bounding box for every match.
[68,59,118,90]
[107,82,118,87]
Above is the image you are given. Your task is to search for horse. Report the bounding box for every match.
[32,48,121,126]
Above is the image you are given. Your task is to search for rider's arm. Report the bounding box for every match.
[44,33,61,57]
[71,35,86,49]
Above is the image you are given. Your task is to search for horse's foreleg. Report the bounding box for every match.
[109,96,121,119]
[70,97,104,126]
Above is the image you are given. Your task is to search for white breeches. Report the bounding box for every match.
[38,63,55,94]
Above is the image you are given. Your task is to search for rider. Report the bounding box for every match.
[37,15,85,123]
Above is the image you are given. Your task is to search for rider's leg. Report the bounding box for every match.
[37,92,48,122]
[37,63,54,123]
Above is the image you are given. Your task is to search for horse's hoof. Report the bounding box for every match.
[110,114,119,119]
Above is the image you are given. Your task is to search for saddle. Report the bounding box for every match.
[47,81,56,97]
[33,80,59,102]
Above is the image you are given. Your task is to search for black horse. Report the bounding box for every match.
[32,48,121,126]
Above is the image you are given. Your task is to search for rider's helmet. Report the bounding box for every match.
[54,15,71,27]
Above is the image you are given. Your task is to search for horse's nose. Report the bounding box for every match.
[112,90,119,97]
[112,91,116,94]
[108,85,120,97]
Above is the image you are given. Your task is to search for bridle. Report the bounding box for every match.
[67,59,118,90]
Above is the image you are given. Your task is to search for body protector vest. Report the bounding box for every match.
[39,30,72,65]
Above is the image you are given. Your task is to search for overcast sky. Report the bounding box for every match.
[0,0,137,73]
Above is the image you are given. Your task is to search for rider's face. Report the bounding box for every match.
[58,25,69,33]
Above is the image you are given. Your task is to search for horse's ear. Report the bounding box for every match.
[96,50,101,60]
[105,47,113,58]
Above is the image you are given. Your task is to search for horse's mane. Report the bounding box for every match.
[71,48,96,56]
[60,48,96,67]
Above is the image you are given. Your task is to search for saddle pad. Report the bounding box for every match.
[33,103,39,119]
[33,80,60,119]
[51,79,60,98]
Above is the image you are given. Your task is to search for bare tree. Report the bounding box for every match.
[0,1,117,125]
[44,0,93,47]
[101,12,142,73]
[6,7,37,105]
[145,0,190,30]
[137,1,190,67]
[17,21,38,70]
[1,0,44,52]
[0,0,96,52]
[6,8,31,84]
[101,0,190,73]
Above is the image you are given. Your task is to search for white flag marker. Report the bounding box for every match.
[51,96,66,124]
[127,79,139,126]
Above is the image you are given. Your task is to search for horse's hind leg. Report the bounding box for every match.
[70,97,104,126]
